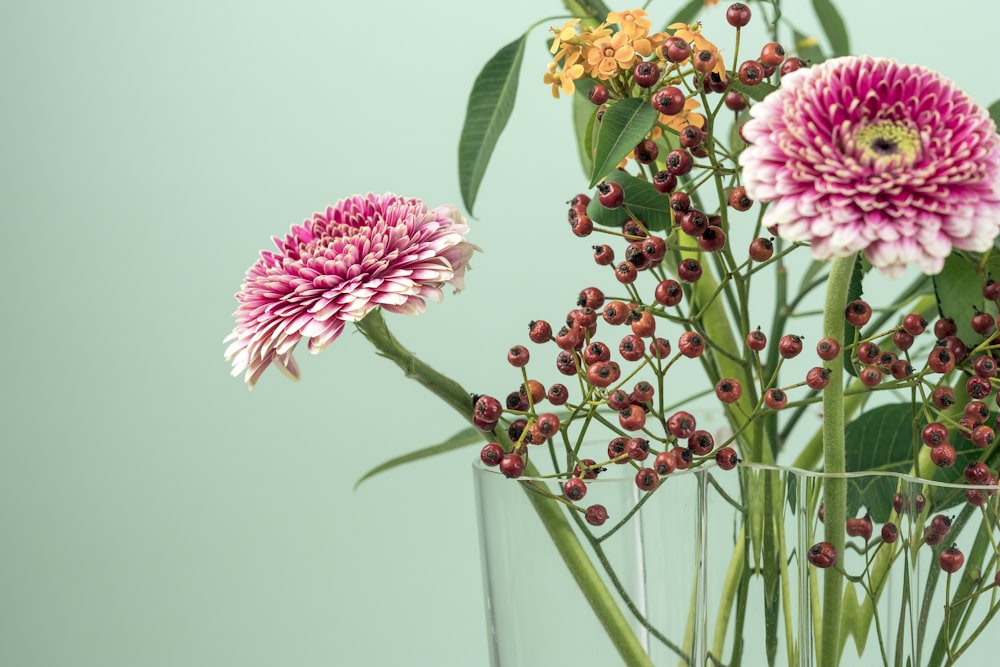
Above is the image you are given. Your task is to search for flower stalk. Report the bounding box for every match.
[355,308,654,667]
[819,255,855,666]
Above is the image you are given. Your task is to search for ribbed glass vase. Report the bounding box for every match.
[474,460,1000,666]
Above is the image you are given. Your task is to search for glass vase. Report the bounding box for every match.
[473,460,1000,666]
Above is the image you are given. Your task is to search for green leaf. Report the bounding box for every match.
[729,80,778,103]
[354,427,482,489]
[933,253,991,344]
[573,80,598,177]
[458,34,527,215]
[589,97,658,187]
[562,0,612,22]
[811,0,850,57]
[585,170,674,232]
[844,404,916,522]
[792,28,826,65]
[988,98,1000,132]
[666,0,705,27]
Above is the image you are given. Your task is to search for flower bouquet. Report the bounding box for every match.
[225,1,1000,665]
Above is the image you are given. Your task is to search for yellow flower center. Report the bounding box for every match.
[854,121,922,169]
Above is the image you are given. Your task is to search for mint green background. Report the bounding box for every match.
[2,2,996,666]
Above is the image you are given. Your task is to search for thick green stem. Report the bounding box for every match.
[355,309,654,667]
[819,256,855,666]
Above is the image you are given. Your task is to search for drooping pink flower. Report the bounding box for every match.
[225,193,476,388]
[739,56,1000,277]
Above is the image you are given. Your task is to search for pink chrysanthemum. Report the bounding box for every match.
[225,193,477,388]
[739,56,1000,277]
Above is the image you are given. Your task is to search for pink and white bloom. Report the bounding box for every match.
[225,193,477,388]
[739,56,1000,277]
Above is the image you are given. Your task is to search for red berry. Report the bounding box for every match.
[759,42,785,66]
[764,388,788,410]
[608,437,628,461]
[597,181,625,208]
[630,310,656,338]
[679,124,706,148]
[635,467,659,492]
[807,541,837,568]
[927,346,955,374]
[627,437,651,461]
[653,450,677,476]
[619,334,645,361]
[881,522,899,544]
[780,57,807,76]
[715,378,743,404]
[677,258,703,283]
[939,544,965,573]
[619,404,647,431]
[669,191,691,213]
[546,383,569,405]
[474,395,503,422]
[846,514,873,542]
[632,380,655,403]
[678,331,705,358]
[930,443,956,467]
[536,413,560,439]
[641,236,667,264]
[528,319,552,343]
[666,411,697,439]
[688,430,714,456]
[715,446,740,470]
[778,334,803,359]
[564,476,587,501]
[585,504,609,526]
[859,365,882,387]
[971,425,995,448]
[967,375,992,400]
[665,149,694,176]
[588,84,609,105]
[654,279,683,307]
[661,36,690,63]
[921,422,949,447]
[737,60,763,86]
[984,279,1000,301]
[726,2,752,27]
[602,301,630,326]
[677,209,709,237]
[614,261,639,284]
[480,443,505,466]
[652,170,678,193]
[724,91,748,111]
[845,300,872,327]
[748,237,773,262]
[634,138,659,164]
[971,309,995,335]
[973,354,998,377]
[929,514,953,536]
[583,341,611,365]
[692,49,717,74]
[931,386,955,410]
[855,341,880,365]
[499,453,525,478]
[632,60,660,88]
[893,330,915,351]
[816,337,840,361]
[933,317,957,339]
[650,337,671,359]
[698,226,727,252]
[651,86,686,115]
[965,461,992,485]
[747,327,767,351]
[507,344,530,367]
[902,313,927,336]
[805,367,831,390]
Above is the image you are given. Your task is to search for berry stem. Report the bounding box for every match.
[819,255,855,667]
[355,308,655,666]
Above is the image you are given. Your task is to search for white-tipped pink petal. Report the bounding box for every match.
[739,56,1000,278]
[225,193,477,387]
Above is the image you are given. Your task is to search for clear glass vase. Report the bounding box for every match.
[473,460,1000,666]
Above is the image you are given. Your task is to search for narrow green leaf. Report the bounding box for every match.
[589,98,657,187]
[811,0,850,57]
[988,99,1000,133]
[563,0,612,22]
[354,427,482,489]
[792,28,826,65]
[844,404,915,522]
[458,34,527,215]
[573,80,598,177]
[585,170,674,232]
[666,0,705,27]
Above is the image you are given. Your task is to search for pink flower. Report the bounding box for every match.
[739,56,1000,277]
[225,193,477,388]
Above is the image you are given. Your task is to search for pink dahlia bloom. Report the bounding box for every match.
[225,193,477,388]
[739,56,1000,277]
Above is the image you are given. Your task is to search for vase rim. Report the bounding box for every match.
[472,458,1000,490]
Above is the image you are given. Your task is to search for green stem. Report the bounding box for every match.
[819,256,856,667]
[354,308,654,667]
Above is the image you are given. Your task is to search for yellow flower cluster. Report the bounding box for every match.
[543,12,724,99]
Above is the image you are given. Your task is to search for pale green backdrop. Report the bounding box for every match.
[2,1,997,666]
